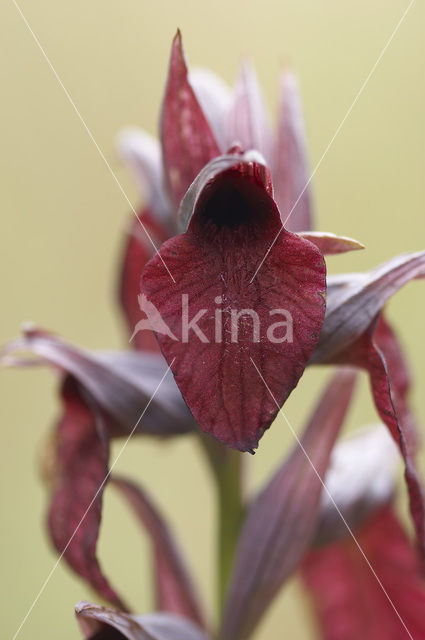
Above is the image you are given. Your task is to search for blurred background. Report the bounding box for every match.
[1,1,424,638]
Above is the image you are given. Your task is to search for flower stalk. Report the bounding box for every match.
[199,435,244,617]
[217,450,244,614]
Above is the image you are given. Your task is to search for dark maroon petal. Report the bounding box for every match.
[161,31,220,209]
[48,377,126,609]
[112,477,205,628]
[312,251,425,363]
[119,212,172,351]
[76,602,210,640]
[273,73,312,232]
[2,326,194,437]
[225,61,272,164]
[302,507,425,640]
[313,426,398,546]
[141,157,326,451]
[298,231,364,255]
[220,370,357,640]
[330,315,425,560]
[373,314,412,417]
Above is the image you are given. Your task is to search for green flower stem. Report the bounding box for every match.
[199,435,244,619]
[216,449,244,611]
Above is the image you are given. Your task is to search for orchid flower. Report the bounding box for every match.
[119,31,425,556]
[2,326,196,610]
[78,371,360,640]
[2,30,425,640]
[303,426,425,639]
[73,376,425,640]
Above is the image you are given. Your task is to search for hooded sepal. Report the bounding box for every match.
[273,73,312,232]
[225,61,273,165]
[161,31,220,210]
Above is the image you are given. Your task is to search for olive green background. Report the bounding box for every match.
[1,1,424,638]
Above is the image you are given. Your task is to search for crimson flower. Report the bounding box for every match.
[121,31,425,556]
[303,427,425,639]
[3,29,425,640]
[123,31,372,452]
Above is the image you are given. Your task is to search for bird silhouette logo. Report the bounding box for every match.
[130,294,178,342]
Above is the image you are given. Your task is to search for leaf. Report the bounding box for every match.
[112,477,205,628]
[141,156,326,451]
[313,426,399,546]
[75,602,210,640]
[220,370,357,640]
[1,326,194,437]
[225,61,273,164]
[302,507,425,640]
[298,231,364,255]
[48,377,126,609]
[273,73,312,232]
[161,30,220,209]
